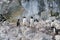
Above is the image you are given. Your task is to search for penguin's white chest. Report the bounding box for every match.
[30,19,34,26]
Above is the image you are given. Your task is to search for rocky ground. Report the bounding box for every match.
[0,19,60,40]
[0,25,52,40]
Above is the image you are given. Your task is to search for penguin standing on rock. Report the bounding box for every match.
[17,19,20,27]
[30,16,34,27]
[22,17,27,26]
[51,26,56,34]
[34,19,39,31]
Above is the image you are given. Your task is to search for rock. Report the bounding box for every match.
[55,35,60,40]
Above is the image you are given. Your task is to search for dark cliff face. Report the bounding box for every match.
[0,0,20,21]
[20,0,60,18]
[55,0,60,10]
[0,0,60,21]
[0,0,60,15]
[0,0,60,14]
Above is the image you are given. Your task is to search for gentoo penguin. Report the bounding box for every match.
[23,17,27,26]
[34,19,39,30]
[17,19,20,27]
[51,26,56,34]
[34,19,39,27]
[51,20,55,27]
[30,16,34,27]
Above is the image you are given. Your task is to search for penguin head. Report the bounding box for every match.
[18,19,20,21]
[23,16,26,18]
[31,16,33,19]
[34,19,39,22]
[52,20,54,22]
